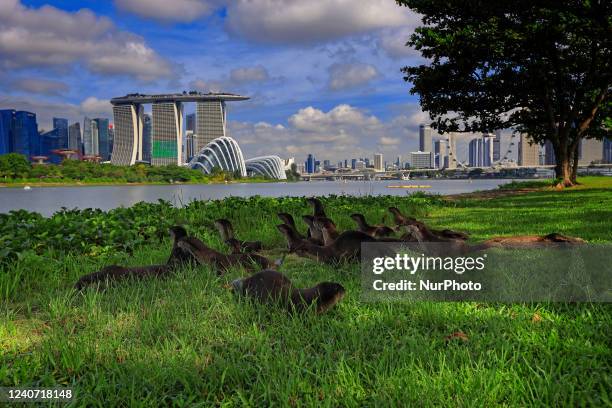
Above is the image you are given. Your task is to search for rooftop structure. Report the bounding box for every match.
[110,92,249,105]
[110,91,248,166]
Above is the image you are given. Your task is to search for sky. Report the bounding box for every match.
[0,0,447,162]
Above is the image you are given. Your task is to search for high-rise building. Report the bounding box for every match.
[374,153,384,171]
[152,102,183,166]
[604,138,612,164]
[544,141,556,165]
[468,138,482,167]
[518,134,539,166]
[110,104,142,165]
[68,122,81,153]
[578,138,604,165]
[195,101,226,153]
[142,113,152,162]
[419,124,432,153]
[305,154,316,174]
[483,134,495,166]
[355,160,365,170]
[351,158,357,170]
[435,140,448,169]
[493,130,502,162]
[108,124,114,156]
[12,111,39,157]
[323,159,331,170]
[410,151,433,169]
[186,113,196,132]
[0,110,12,155]
[184,130,195,162]
[83,117,99,156]
[52,117,68,153]
[94,118,110,161]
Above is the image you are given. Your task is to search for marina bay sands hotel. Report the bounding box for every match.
[110,92,249,166]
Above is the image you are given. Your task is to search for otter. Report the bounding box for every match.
[313,217,339,245]
[306,197,327,218]
[231,269,345,314]
[214,219,263,252]
[277,224,377,263]
[166,225,198,267]
[350,213,395,238]
[76,226,193,289]
[177,236,273,274]
[302,215,325,246]
[277,212,306,239]
[74,264,171,290]
[388,207,469,241]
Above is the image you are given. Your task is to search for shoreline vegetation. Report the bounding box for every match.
[0,153,278,188]
[1,177,610,405]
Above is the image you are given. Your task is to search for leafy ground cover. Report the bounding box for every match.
[1,177,611,406]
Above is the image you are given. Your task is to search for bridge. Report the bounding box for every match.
[300,164,612,181]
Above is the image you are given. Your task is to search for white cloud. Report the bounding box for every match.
[115,0,218,22]
[380,136,401,145]
[327,62,378,91]
[230,66,270,83]
[80,97,112,116]
[226,0,416,44]
[0,0,174,80]
[376,26,422,60]
[9,78,69,95]
[229,103,425,160]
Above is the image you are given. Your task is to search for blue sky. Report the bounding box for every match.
[1,0,435,161]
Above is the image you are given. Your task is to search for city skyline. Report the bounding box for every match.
[0,0,428,161]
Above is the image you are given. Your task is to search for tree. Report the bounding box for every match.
[397,0,611,186]
[0,153,31,178]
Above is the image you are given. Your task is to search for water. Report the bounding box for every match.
[0,179,517,216]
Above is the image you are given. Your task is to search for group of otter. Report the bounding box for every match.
[74,198,584,314]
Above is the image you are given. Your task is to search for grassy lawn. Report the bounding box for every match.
[1,177,611,406]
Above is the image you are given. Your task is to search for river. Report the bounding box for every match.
[0,179,519,216]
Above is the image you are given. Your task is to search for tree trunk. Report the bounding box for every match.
[570,142,580,184]
[553,142,574,188]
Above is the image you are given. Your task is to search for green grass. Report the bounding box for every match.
[1,177,611,406]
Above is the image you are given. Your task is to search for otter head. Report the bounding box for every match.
[350,213,367,226]
[231,277,245,294]
[277,212,295,226]
[276,224,302,251]
[314,282,346,314]
[169,226,188,242]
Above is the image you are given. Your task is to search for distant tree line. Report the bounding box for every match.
[0,153,264,184]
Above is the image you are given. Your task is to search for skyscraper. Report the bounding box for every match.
[53,117,68,151]
[435,139,448,169]
[142,113,152,162]
[305,154,316,174]
[468,138,483,167]
[9,111,39,157]
[493,130,502,162]
[94,118,110,161]
[604,138,612,164]
[483,134,495,166]
[374,153,384,171]
[0,110,13,155]
[544,141,556,165]
[518,134,539,166]
[152,102,183,165]
[195,101,226,153]
[68,122,81,152]
[83,117,99,156]
[419,124,432,153]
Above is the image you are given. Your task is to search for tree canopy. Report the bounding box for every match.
[398,0,611,186]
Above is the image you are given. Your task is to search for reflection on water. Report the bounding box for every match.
[0,179,517,216]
